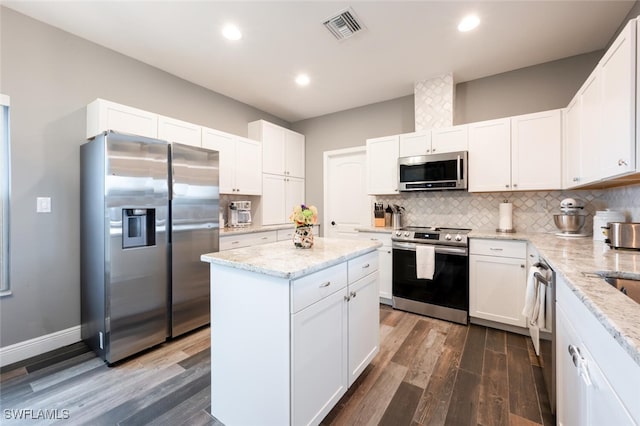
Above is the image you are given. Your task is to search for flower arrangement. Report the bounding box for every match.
[290,204,318,227]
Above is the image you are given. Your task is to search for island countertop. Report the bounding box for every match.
[201,237,382,280]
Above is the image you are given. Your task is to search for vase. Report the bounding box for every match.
[293,225,314,248]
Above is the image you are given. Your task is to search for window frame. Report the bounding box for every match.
[1,94,11,296]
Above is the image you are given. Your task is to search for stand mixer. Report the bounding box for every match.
[554,198,588,236]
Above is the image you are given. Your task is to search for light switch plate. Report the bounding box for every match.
[36,197,51,213]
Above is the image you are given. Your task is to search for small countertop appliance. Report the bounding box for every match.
[228,201,252,227]
[554,198,587,237]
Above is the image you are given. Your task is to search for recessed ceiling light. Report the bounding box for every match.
[295,74,310,86]
[458,15,480,32]
[222,24,242,41]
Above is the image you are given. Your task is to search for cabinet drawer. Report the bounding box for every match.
[291,263,348,313]
[348,251,379,284]
[220,231,277,251]
[358,232,392,247]
[470,239,526,258]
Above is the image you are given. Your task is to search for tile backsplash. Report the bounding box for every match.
[373,183,640,234]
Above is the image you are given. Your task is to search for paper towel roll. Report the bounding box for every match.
[498,202,513,231]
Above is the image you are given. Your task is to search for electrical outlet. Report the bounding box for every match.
[36,197,51,213]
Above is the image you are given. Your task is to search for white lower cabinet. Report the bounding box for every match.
[291,251,379,426]
[469,239,527,328]
[357,231,392,304]
[556,275,638,425]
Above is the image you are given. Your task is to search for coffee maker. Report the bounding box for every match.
[228,201,252,227]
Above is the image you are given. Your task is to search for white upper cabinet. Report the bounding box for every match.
[468,118,511,192]
[399,131,429,157]
[563,19,637,188]
[599,19,636,178]
[86,98,158,139]
[202,127,262,195]
[431,124,469,154]
[511,109,562,190]
[399,125,468,158]
[366,135,400,195]
[157,115,202,147]
[468,110,562,192]
[248,120,305,178]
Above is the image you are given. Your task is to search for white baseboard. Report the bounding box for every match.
[0,326,81,368]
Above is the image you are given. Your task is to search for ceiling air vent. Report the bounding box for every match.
[323,7,365,41]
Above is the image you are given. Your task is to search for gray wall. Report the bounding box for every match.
[292,96,414,226]
[0,7,287,348]
[454,51,603,124]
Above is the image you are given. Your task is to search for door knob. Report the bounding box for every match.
[331,221,336,226]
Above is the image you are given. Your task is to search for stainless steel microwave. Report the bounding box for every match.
[398,151,468,191]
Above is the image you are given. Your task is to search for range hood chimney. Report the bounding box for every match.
[414,73,455,131]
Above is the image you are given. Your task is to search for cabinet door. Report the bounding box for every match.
[285,177,305,222]
[468,118,511,192]
[285,130,305,178]
[399,131,430,157]
[262,174,286,225]
[556,305,588,426]
[86,99,158,139]
[511,110,562,191]
[202,128,235,194]
[431,125,468,154]
[366,135,399,195]
[260,122,286,175]
[600,20,636,179]
[469,254,527,327]
[347,271,380,386]
[234,137,262,195]
[578,70,602,185]
[291,288,348,426]
[158,115,202,147]
[563,99,581,188]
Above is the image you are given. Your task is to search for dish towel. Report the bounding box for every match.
[415,245,435,280]
[522,266,548,355]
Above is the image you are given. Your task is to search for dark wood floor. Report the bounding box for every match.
[0,306,554,425]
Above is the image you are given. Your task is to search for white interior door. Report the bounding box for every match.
[324,148,370,239]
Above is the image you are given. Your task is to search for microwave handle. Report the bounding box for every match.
[457,154,461,182]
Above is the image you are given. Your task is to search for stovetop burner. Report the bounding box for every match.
[392,226,472,246]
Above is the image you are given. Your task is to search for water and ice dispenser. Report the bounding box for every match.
[122,208,156,248]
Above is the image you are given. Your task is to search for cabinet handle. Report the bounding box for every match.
[344,295,351,302]
[232,241,239,245]
[431,148,436,152]
[520,264,525,268]
[370,238,379,241]
[319,281,331,288]
[489,247,503,251]
[426,149,431,153]
[362,263,370,269]
[618,159,628,166]
[513,184,518,188]
[350,291,357,299]
[387,250,391,254]
[505,184,510,188]
[261,237,268,240]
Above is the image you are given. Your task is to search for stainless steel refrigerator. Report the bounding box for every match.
[81,131,219,364]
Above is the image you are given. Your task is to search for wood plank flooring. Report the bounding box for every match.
[0,306,554,425]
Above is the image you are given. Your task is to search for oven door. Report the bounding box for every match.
[392,241,469,321]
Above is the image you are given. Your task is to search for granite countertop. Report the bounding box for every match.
[470,230,640,367]
[201,237,382,280]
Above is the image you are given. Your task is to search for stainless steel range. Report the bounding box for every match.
[392,226,470,325]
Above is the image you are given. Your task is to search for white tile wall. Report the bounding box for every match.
[601,183,640,221]
[414,73,454,131]
[373,188,614,233]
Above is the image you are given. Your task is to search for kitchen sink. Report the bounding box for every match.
[584,271,640,304]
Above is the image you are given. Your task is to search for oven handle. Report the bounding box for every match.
[392,241,468,256]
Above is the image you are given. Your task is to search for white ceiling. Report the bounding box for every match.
[2,1,635,122]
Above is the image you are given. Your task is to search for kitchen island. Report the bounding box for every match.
[201,237,382,426]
